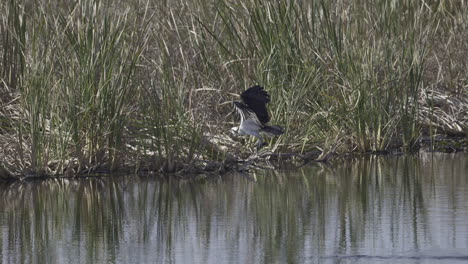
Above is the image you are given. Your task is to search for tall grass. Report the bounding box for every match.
[204,0,433,152]
[0,0,466,176]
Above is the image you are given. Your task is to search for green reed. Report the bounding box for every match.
[1,0,147,175]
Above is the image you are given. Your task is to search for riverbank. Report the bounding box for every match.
[1,133,466,181]
[1,1,467,180]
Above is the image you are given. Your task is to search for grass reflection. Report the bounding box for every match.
[1,154,467,263]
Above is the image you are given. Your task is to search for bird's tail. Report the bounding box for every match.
[260,125,284,136]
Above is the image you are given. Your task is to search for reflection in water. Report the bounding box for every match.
[1,153,467,263]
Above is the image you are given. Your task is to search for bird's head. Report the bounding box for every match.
[233,101,242,108]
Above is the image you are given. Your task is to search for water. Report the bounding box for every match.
[1,153,467,264]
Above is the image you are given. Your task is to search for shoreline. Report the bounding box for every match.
[1,1,467,183]
[1,135,466,182]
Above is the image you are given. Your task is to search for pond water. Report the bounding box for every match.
[1,153,468,264]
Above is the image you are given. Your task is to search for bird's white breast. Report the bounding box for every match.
[239,119,261,137]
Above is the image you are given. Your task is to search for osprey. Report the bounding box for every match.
[232,85,284,150]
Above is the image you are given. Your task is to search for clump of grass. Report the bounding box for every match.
[1,0,148,175]
[55,1,147,172]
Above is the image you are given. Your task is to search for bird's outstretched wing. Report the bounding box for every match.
[240,85,270,124]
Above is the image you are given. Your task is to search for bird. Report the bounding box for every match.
[231,85,284,150]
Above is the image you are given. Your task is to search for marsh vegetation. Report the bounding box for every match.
[1,0,467,177]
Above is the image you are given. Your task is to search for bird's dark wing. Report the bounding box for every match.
[240,85,270,124]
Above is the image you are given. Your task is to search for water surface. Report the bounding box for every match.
[1,153,468,263]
